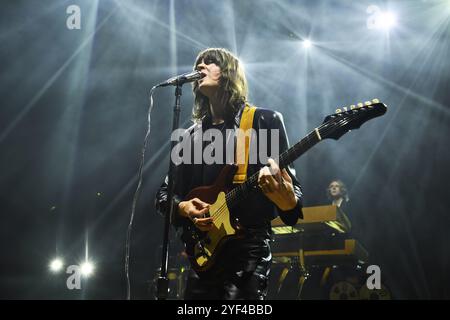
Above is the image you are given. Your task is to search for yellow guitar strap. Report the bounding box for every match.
[233,104,256,184]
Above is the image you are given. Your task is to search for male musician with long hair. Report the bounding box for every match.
[327,180,349,209]
[155,48,303,300]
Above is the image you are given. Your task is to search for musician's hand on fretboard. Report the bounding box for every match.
[258,158,298,211]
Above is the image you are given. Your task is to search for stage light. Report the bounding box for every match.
[378,11,397,30]
[366,5,397,30]
[49,258,64,273]
[80,261,94,277]
[302,39,312,48]
[238,57,246,71]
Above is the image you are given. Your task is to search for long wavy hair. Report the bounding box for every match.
[192,48,248,123]
[327,179,350,202]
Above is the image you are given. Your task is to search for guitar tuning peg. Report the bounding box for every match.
[335,108,342,113]
[364,101,371,106]
[350,104,356,110]
[372,98,379,103]
[357,102,363,108]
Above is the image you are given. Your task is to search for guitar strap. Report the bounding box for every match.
[233,103,256,184]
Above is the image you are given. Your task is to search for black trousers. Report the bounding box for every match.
[184,236,272,300]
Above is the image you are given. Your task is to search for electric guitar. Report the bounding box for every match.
[183,99,387,273]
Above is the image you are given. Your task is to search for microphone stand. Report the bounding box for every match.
[156,83,183,300]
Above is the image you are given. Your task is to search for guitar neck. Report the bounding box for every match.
[224,100,387,208]
[225,128,322,208]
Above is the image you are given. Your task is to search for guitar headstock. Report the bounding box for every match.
[320,99,387,140]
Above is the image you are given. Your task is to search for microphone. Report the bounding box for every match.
[155,70,205,88]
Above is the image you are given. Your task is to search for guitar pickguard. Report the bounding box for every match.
[193,192,236,269]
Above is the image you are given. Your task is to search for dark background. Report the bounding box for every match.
[0,0,449,299]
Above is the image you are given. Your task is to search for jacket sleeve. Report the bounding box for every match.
[155,171,187,228]
[270,111,304,226]
[155,125,197,228]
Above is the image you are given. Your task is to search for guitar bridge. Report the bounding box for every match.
[195,241,210,258]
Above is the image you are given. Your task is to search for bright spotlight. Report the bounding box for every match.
[302,39,312,48]
[238,57,246,71]
[378,11,397,30]
[80,261,94,277]
[366,5,397,30]
[49,258,64,273]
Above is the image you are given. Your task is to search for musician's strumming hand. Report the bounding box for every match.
[258,158,298,211]
[178,198,213,231]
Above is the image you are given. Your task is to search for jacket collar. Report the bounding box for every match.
[233,103,246,128]
[201,103,246,129]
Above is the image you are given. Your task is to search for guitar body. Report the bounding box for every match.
[184,164,244,273]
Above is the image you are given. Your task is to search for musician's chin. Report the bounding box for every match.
[198,82,216,96]
[198,80,208,88]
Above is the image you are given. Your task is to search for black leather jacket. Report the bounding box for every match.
[155,105,303,238]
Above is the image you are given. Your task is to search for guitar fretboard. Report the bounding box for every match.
[223,102,386,209]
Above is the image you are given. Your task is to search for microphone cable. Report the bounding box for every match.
[125,85,157,300]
